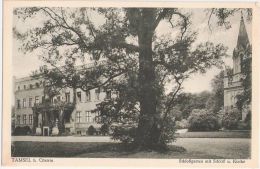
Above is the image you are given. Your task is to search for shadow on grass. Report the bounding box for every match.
[12,142,186,158]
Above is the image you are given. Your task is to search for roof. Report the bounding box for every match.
[236,14,250,49]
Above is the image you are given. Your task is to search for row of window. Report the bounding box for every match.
[17,96,40,109]
[16,114,33,125]
[75,111,100,123]
[65,89,111,103]
[16,89,112,109]
[17,82,42,91]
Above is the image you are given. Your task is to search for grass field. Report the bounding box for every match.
[12,138,250,159]
[178,131,251,138]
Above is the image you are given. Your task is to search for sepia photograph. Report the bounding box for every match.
[2,1,260,168]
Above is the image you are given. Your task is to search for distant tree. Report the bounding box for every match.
[174,91,212,119]
[206,70,224,113]
[188,109,220,131]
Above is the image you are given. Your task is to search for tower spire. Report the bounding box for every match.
[236,12,250,49]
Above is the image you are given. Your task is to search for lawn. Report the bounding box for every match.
[178,131,251,138]
[12,138,250,159]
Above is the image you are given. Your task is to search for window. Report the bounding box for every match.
[29,115,33,125]
[17,115,20,125]
[94,111,101,123]
[35,82,40,88]
[24,85,26,90]
[95,88,100,100]
[23,115,27,124]
[85,111,91,122]
[23,98,26,108]
[76,111,82,123]
[35,96,39,104]
[17,99,21,109]
[106,90,111,100]
[29,84,33,89]
[65,92,70,103]
[18,86,20,91]
[29,98,33,107]
[77,92,82,102]
[86,91,91,102]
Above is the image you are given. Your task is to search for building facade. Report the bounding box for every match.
[13,72,112,136]
[224,15,251,120]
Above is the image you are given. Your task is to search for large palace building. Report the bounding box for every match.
[224,15,251,120]
[13,64,112,136]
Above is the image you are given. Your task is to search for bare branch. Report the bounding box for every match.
[153,8,170,30]
[207,9,214,32]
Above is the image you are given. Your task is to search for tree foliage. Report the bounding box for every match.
[206,70,224,113]
[221,108,241,130]
[188,109,220,131]
[236,45,252,111]
[173,91,213,119]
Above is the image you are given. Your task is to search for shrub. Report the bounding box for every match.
[222,108,241,130]
[111,125,136,143]
[12,126,32,136]
[158,116,177,145]
[100,124,109,135]
[243,107,251,130]
[188,109,220,131]
[175,119,188,129]
[87,125,96,135]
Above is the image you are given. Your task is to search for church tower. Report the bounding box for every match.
[224,14,251,121]
[233,15,250,75]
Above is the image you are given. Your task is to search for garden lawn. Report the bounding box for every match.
[12,138,250,159]
[178,131,251,138]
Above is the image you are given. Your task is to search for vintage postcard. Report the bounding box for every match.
[2,0,260,168]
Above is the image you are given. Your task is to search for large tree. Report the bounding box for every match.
[14,8,250,149]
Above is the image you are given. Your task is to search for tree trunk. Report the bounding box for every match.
[135,9,161,149]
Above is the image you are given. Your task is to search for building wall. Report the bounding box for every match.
[14,77,44,129]
[55,87,110,135]
[14,76,112,135]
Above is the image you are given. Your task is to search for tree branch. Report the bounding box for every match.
[81,70,127,92]
[153,8,170,30]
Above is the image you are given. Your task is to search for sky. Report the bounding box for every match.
[12,8,252,93]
